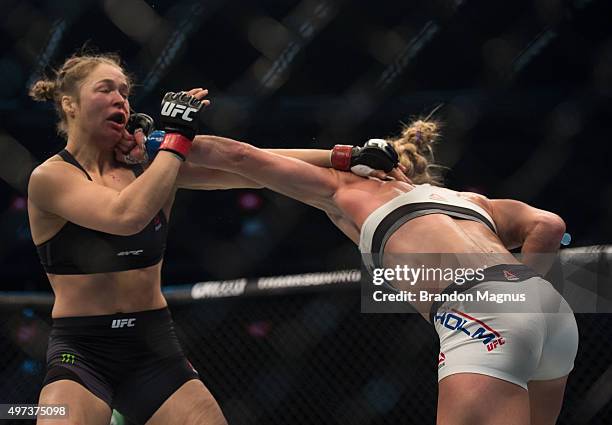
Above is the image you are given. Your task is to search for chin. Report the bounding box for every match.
[98,128,123,147]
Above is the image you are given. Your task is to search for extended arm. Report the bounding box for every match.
[189,135,343,212]
[177,136,403,190]
[173,142,331,190]
[265,149,331,167]
[190,139,332,168]
[118,114,402,189]
[176,162,263,190]
[117,125,402,190]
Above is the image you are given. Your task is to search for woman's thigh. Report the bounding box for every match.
[37,380,111,425]
[146,379,227,425]
[437,373,530,425]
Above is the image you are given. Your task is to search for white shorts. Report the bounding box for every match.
[433,267,579,390]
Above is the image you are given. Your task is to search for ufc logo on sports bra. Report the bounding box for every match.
[111,318,136,328]
[161,103,198,122]
[117,250,144,256]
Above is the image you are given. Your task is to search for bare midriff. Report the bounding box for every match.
[47,262,167,318]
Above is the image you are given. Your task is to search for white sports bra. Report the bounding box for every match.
[359,184,497,273]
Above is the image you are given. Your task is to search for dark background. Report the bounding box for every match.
[1,0,611,289]
[1,1,612,424]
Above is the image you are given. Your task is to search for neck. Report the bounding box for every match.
[65,126,116,175]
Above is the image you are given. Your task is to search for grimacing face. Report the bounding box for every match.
[68,63,131,143]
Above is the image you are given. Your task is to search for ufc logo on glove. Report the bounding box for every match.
[161,102,198,122]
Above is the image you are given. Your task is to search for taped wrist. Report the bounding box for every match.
[331,145,354,171]
[159,133,192,161]
[144,130,165,162]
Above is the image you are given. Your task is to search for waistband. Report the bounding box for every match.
[52,307,172,330]
[428,264,540,324]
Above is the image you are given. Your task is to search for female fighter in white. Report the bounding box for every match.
[177,121,578,425]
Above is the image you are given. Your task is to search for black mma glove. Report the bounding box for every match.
[126,112,155,137]
[331,139,400,176]
[158,91,203,160]
[115,112,156,165]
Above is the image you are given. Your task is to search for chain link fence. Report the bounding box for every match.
[1,276,611,424]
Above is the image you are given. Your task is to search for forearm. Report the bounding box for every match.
[265,149,331,167]
[189,135,251,171]
[115,151,181,229]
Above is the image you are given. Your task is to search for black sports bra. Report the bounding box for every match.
[35,149,168,275]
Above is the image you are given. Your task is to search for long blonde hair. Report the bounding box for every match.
[29,52,130,138]
[388,118,444,185]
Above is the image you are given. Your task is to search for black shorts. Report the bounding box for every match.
[43,307,199,424]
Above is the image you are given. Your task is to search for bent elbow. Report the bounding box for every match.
[543,212,565,234]
[537,212,566,242]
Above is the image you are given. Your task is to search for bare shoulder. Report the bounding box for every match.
[333,173,400,225]
[27,156,72,241]
[29,156,61,189]
[454,190,493,213]
[28,155,88,207]
[30,154,88,181]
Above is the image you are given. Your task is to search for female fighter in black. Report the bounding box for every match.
[28,51,372,425]
[27,52,230,425]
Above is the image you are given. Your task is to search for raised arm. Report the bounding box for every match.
[488,198,566,274]
[30,90,207,236]
[29,151,182,236]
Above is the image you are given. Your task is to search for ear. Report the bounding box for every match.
[61,96,76,117]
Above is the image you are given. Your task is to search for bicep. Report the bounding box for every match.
[488,199,551,249]
[28,164,133,235]
[176,162,263,190]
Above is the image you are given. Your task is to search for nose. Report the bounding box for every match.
[111,90,127,108]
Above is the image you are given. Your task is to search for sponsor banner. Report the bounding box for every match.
[188,270,361,300]
[191,279,249,300]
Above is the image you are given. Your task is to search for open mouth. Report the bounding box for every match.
[107,112,126,125]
